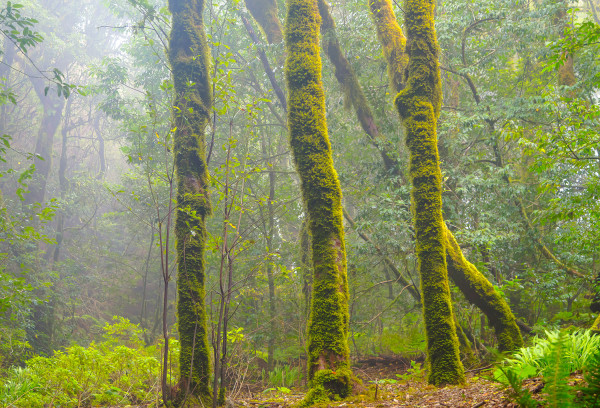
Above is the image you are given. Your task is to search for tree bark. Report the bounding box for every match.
[244,0,283,43]
[166,0,213,404]
[394,0,464,385]
[285,0,353,402]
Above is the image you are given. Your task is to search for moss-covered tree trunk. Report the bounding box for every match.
[284,0,353,403]
[244,0,283,43]
[370,0,523,354]
[394,0,465,386]
[167,0,212,404]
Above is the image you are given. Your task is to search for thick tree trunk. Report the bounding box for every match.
[394,0,464,385]
[166,0,213,405]
[370,0,523,353]
[285,0,353,402]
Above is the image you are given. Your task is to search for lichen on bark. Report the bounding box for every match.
[394,0,464,386]
[167,0,212,404]
[284,0,353,402]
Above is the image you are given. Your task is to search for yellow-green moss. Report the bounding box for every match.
[297,368,354,407]
[394,0,464,386]
[284,0,352,401]
[445,228,523,352]
[244,0,283,43]
[592,314,600,334]
[167,0,212,404]
[368,0,408,94]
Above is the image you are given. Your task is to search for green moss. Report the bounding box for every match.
[284,0,352,401]
[394,0,464,387]
[167,0,212,404]
[244,0,283,43]
[297,369,353,407]
[368,0,408,94]
[445,228,523,352]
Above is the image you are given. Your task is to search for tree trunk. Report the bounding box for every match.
[167,0,213,405]
[285,0,353,402]
[394,0,464,385]
[25,78,66,207]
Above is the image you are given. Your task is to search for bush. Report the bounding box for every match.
[0,317,177,408]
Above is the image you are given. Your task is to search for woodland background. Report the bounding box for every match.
[0,0,599,404]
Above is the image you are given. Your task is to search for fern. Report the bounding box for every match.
[580,347,600,407]
[543,331,574,408]
[494,366,539,408]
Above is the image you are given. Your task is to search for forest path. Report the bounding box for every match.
[234,356,527,407]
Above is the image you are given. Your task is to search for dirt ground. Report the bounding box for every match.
[230,356,533,408]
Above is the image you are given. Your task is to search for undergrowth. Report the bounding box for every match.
[495,329,600,407]
[0,317,176,408]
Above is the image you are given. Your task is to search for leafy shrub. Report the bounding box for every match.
[0,317,177,408]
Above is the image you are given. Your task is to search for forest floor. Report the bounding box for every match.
[231,356,540,408]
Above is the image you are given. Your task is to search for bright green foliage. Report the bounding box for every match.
[544,332,574,408]
[394,0,464,386]
[0,317,171,408]
[580,348,600,407]
[501,330,600,377]
[496,330,600,407]
[167,0,213,403]
[284,0,352,401]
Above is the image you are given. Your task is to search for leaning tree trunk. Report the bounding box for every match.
[394,0,464,385]
[167,0,213,405]
[285,0,353,403]
[244,0,283,44]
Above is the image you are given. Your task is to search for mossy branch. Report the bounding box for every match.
[368,0,408,94]
[445,227,523,352]
[244,0,283,43]
[317,0,400,175]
